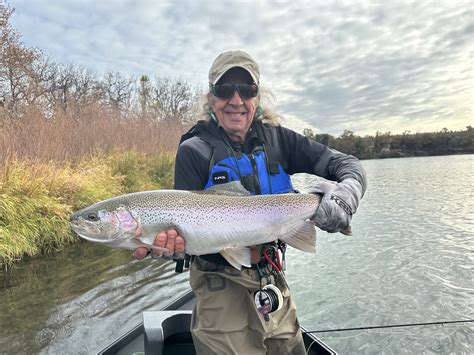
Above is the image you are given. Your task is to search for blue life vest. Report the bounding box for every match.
[183,120,294,195]
[204,147,293,195]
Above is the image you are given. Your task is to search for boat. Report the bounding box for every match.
[98,289,337,354]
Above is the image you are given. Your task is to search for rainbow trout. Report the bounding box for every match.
[70,181,321,269]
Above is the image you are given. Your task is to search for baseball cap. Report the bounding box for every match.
[208,50,260,85]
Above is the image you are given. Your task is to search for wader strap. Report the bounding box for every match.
[174,254,191,273]
[254,122,286,174]
[175,259,184,273]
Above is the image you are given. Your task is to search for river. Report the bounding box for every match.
[1,155,473,354]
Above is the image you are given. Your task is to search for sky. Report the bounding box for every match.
[6,0,474,136]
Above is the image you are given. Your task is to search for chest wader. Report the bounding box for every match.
[181,121,307,355]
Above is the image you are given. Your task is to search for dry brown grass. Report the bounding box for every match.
[0,103,188,266]
[0,104,188,164]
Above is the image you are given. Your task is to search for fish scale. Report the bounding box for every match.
[70,182,321,269]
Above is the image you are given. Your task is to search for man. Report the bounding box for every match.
[135,50,367,354]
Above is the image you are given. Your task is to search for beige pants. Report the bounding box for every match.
[189,257,306,355]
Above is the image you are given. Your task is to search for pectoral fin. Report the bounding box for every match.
[280,220,317,253]
[220,246,252,270]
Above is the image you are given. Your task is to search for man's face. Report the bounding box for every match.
[209,67,260,142]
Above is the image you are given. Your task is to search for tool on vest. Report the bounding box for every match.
[254,244,288,320]
[254,284,283,321]
[263,245,282,272]
[278,241,287,271]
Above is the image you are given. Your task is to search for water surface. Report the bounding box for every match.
[288,155,473,354]
[1,155,472,354]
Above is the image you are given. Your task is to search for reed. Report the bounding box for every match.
[0,102,188,267]
[0,104,186,164]
[107,150,176,192]
[0,151,177,268]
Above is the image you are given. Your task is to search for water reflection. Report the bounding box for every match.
[1,155,473,354]
[0,241,189,354]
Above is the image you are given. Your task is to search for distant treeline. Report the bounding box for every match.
[1,4,472,164]
[303,127,474,159]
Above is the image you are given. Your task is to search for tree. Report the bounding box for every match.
[303,129,335,147]
[151,76,200,122]
[101,70,134,112]
[315,133,334,147]
[335,129,356,155]
[0,4,41,115]
[138,74,152,116]
[373,131,391,153]
[303,128,316,140]
[400,130,420,152]
[354,136,366,157]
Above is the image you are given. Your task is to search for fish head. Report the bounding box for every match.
[70,204,139,244]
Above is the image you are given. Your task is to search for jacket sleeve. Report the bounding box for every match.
[173,136,212,190]
[278,126,367,196]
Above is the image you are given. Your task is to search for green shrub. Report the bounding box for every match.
[0,151,176,267]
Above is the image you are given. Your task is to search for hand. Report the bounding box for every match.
[310,178,363,234]
[133,229,185,260]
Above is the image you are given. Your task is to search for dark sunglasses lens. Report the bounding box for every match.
[213,84,258,99]
[214,84,235,98]
[238,84,258,98]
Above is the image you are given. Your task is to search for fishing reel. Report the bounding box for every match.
[254,284,283,317]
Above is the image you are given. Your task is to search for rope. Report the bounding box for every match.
[303,319,474,334]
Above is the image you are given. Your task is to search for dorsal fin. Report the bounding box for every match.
[196,181,251,196]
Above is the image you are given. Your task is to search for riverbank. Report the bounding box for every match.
[359,149,474,160]
[0,151,175,268]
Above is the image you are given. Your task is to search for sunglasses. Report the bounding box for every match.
[211,83,259,99]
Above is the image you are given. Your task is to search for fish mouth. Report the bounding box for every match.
[70,212,78,222]
[70,220,119,243]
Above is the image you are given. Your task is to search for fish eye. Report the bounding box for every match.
[87,213,99,221]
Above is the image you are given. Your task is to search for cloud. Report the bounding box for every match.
[8,0,473,135]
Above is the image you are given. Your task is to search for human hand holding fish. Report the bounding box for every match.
[132,229,186,260]
[133,228,261,264]
[309,178,363,235]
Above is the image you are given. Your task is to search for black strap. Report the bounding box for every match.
[174,259,184,273]
[174,254,191,273]
[254,122,285,173]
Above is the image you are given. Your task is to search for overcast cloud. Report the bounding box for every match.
[7,0,473,136]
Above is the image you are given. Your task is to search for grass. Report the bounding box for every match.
[0,106,187,268]
[0,151,177,268]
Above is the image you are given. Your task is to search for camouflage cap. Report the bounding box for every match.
[208,50,260,85]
